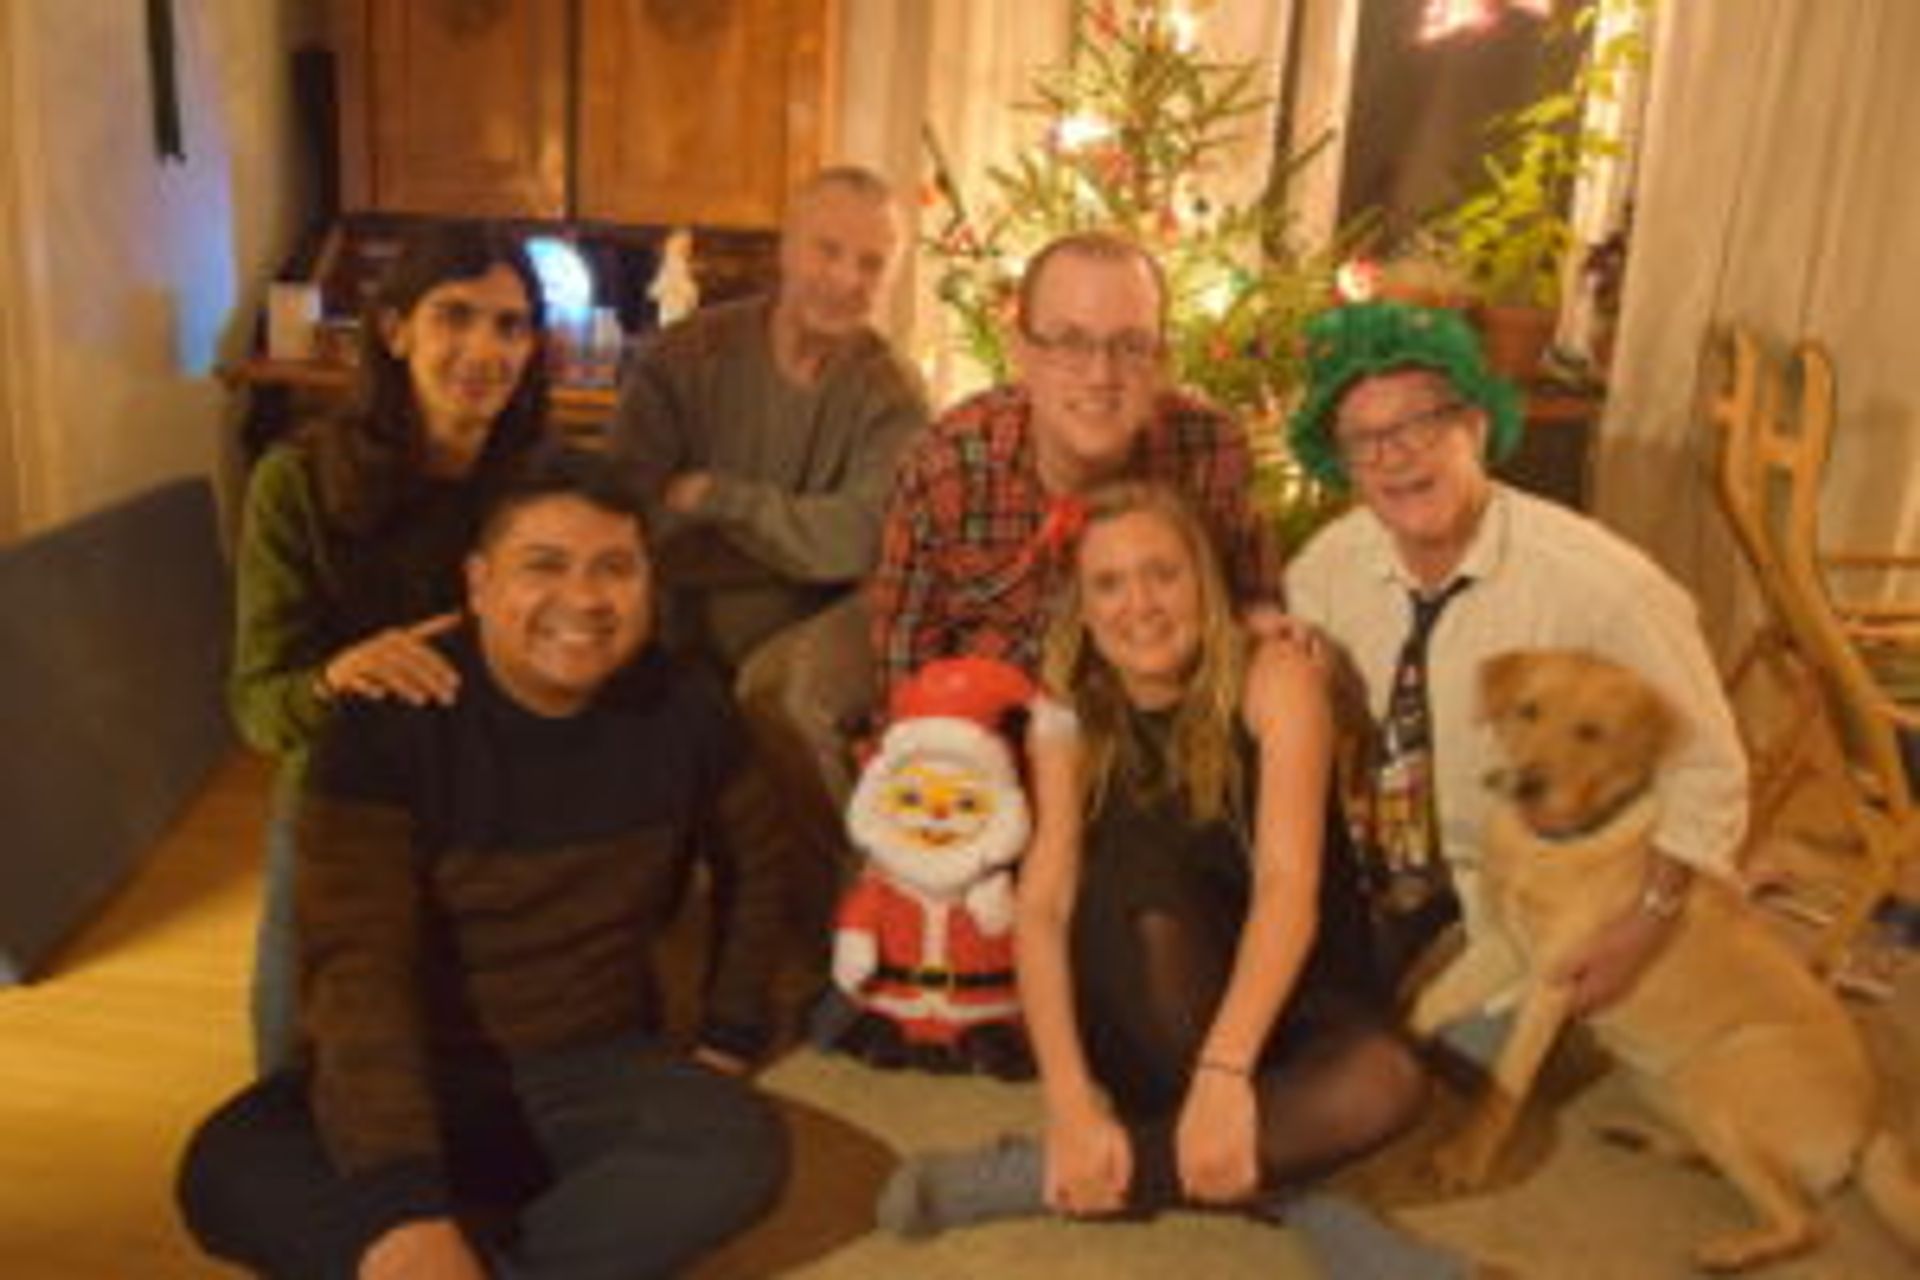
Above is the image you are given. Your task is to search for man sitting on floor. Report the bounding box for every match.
[176,447,789,1280]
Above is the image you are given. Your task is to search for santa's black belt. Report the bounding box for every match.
[874,964,1015,990]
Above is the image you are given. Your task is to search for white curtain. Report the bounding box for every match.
[835,0,1296,408]
[1594,0,1920,653]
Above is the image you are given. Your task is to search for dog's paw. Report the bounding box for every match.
[1425,1132,1498,1196]
[1690,1220,1820,1273]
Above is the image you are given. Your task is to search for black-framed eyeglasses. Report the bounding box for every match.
[1022,325,1164,371]
[1333,401,1469,468]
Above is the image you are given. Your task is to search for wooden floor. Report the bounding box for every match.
[0,751,270,1278]
[4,748,1915,1278]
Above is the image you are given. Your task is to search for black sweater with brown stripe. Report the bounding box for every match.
[294,628,784,1212]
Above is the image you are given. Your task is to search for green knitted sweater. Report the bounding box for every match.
[228,443,481,772]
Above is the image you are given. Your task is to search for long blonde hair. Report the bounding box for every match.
[1040,482,1247,823]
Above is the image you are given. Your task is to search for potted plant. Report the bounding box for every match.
[1438,96,1578,378]
[1432,0,1652,381]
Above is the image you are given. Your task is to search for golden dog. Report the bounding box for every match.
[1409,649,1920,1271]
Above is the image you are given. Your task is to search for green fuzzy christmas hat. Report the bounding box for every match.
[1287,301,1523,489]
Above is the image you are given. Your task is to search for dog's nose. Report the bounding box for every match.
[1513,769,1548,803]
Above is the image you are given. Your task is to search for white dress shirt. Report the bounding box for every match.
[1287,485,1749,933]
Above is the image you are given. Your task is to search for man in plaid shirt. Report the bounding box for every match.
[869,231,1283,709]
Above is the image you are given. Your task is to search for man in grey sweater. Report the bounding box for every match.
[611,165,927,950]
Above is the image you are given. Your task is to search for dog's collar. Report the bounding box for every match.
[1525,783,1658,845]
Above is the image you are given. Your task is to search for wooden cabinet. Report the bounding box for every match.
[332,0,838,229]
[577,0,835,228]
[335,0,571,218]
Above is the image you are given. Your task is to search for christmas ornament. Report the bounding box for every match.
[823,658,1038,1078]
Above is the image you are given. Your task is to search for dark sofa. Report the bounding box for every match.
[0,477,232,983]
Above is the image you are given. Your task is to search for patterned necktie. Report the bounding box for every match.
[1359,577,1472,915]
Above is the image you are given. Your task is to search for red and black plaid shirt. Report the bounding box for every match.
[868,384,1282,708]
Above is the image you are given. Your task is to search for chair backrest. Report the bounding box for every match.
[1745,337,1914,816]
[1701,328,1780,605]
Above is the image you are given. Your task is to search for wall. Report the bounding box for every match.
[0,0,317,541]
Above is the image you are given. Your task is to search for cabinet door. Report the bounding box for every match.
[335,0,569,218]
[575,0,838,230]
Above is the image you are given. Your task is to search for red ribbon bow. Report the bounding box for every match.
[1031,495,1088,561]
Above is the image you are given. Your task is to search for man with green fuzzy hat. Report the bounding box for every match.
[1284,300,1747,1008]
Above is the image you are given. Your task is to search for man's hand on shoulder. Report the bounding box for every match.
[1242,604,1327,669]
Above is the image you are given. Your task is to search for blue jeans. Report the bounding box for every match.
[177,1035,788,1280]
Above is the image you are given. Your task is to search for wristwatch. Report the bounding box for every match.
[1637,879,1685,921]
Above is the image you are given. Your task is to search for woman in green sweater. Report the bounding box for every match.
[233,222,549,1071]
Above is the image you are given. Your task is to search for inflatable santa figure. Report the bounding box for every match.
[828,658,1035,1079]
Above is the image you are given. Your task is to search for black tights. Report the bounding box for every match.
[1072,877,1427,1210]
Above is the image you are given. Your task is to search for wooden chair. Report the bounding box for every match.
[1700,330,1829,844]
[1717,329,1920,969]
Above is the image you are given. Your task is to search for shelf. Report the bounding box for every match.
[222,357,618,429]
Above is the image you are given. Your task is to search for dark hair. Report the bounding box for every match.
[1016,231,1169,338]
[474,444,649,553]
[306,221,550,534]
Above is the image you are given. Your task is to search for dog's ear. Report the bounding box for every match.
[1633,678,1683,760]
[1478,651,1533,723]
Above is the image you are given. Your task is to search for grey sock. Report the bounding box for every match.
[1275,1191,1469,1280]
[875,1135,1046,1238]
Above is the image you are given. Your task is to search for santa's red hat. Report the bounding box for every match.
[873,658,1035,791]
[888,657,1034,729]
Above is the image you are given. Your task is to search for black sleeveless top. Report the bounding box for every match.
[1085,705,1381,1001]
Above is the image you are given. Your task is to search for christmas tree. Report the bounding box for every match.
[920,0,1349,548]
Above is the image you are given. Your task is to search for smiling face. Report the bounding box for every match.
[774,181,901,345]
[848,719,1032,899]
[383,264,538,475]
[874,756,1000,852]
[1015,250,1166,493]
[466,495,652,717]
[1074,508,1204,709]
[1334,368,1491,585]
